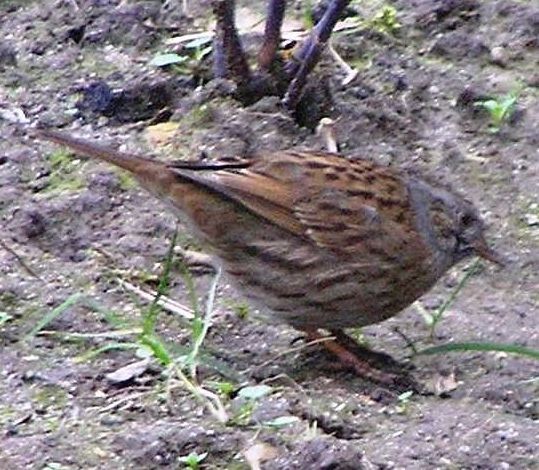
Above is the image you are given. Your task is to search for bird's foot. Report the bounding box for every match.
[303,328,421,392]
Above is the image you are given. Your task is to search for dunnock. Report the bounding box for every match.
[37,129,503,384]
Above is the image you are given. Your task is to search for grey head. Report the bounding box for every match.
[408,177,505,267]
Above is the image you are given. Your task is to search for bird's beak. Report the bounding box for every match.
[472,237,506,267]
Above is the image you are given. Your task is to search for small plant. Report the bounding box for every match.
[222,299,250,320]
[367,5,401,35]
[335,4,400,39]
[45,149,86,193]
[413,261,539,361]
[178,451,208,470]
[349,327,369,347]
[150,37,213,79]
[474,91,518,133]
[209,380,235,398]
[395,390,414,414]
[228,401,256,427]
[25,231,230,422]
[228,384,274,427]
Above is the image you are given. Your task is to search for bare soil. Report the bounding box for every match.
[1,1,538,469]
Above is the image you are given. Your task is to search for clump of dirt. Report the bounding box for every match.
[1,0,537,469]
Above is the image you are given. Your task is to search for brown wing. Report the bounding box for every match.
[171,150,423,258]
[172,160,305,236]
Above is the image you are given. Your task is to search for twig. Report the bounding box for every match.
[0,238,43,281]
[284,0,352,109]
[38,328,142,340]
[119,279,194,319]
[328,43,358,85]
[393,326,418,356]
[212,0,252,85]
[258,0,287,71]
[97,391,148,414]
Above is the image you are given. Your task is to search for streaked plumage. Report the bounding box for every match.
[37,129,503,383]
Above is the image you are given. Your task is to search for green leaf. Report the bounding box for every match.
[184,37,213,49]
[193,46,213,61]
[142,230,178,336]
[191,316,204,340]
[140,334,172,365]
[150,53,188,67]
[500,94,517,111]
[475,100,498,112]
[178,451,207,467]
[237,384,273,400]
[427,259,480,337]
[397,390,414,402]
[264,415,300,428]
[215,381,235,397]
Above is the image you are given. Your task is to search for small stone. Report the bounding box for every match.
[0,42,17,69]
[526,73,539,88]
[490,46,508,67]
[524,213,539,226]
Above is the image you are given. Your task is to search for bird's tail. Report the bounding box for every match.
[36,129,161,176]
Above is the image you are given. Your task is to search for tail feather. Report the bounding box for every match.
[36,129,158,175]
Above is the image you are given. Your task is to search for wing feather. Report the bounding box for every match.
[170,151,422,259]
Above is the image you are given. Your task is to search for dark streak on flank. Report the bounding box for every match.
[346,189,374,199]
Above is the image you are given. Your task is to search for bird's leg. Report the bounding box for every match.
[329,329,400,366]
[302,328,398,385]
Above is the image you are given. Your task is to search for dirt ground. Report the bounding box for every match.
[1,0,538,468]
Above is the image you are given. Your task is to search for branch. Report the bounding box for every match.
[212,0,251,85]
[283,0,352,109]
[258,0,287,71]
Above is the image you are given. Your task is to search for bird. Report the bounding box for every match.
[37,129,504,385]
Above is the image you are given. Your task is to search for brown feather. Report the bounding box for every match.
[172,150,423,259]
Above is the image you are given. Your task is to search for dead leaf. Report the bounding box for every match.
[244,442,279,470]
[145,122,180,148]
[427,370,459,396]
[105,358,151,384]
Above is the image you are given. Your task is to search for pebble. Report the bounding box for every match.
[490,46,508,67]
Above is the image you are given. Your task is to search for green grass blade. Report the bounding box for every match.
[24,292,84,340]
[142,229,178,336]
[418,341,539,360]
[75,342,140,362]
[140,334,172,365]
[429,259,480,337]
